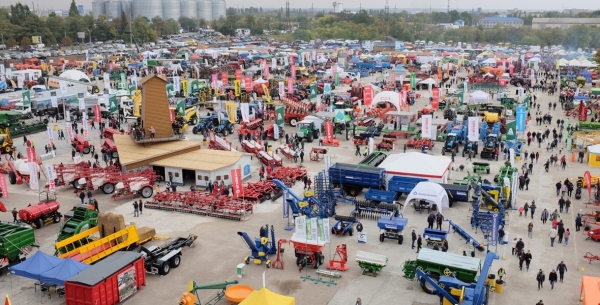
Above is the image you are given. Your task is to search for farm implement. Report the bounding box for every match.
[257,151,283,167]
[331,215,362,236]
[406,138,435,149]
[241,140,263,154]
[353,200,400,219]
[266,166,307,186]
[356,251,387,276]
[277,144,297,161]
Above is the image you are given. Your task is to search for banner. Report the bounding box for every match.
[46,164,56,193]
[310,83,317,99]
[295,215,307,240]
[491,213,499,247]
[585,171,592,199]
[432,88,439,109]
[363,85,373,106]
[273,124,279,140]
[120,73,126,86]
[467,117,479,142]
[234,80,241,97]
[579,101,588,121]
[324,120,333,143]
[28,162,38,190]
[264,62,269,78]
[323,83,331,95]
[225,101,236,124]
[516,105,526,132]
[26,147,36,162]
[235,69,242,81]
[110,95,119,113]
[191,80,199,93]
[78,92,85,110]
[66,122,74,142]
[244,75,252,92]
[231,168,243,198]
[50,91,58,108]
[0,174,8,199]
[82,114,89,139]
[169,109,175,122]
[421,115,432,138]
[410,73,416,89]
[103,72,110,90]
[291,64,296,80]
[402,89,408,110]
[241,103,250,123]
[22,91,30,107]
[211,74,218,89]
[17,76,23,88]
[271,58,277,71]
[282,190,289,218]
[505,120,516,141]
[175,100,185,118]
[287,78,293,94]
[391,73,396,87]
[275,105,284,126]
[131,73,138,88]
[221,71,228,86]
[278,81,285,98]
[334,72,339,86]
[173,76,180,92]
[93,105,101,122]
[47,126,55,147]
[181,79,188,95]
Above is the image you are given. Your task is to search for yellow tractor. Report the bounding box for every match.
[0,128,14,154]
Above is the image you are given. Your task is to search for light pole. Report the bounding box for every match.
[1,33,3,45]
[87,30,91,44]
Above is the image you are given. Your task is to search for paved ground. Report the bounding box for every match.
[0,69,598,305]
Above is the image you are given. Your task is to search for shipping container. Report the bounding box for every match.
[65,252,146,305]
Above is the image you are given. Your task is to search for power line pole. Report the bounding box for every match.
[384,0,389,21]
[285,0,291,31]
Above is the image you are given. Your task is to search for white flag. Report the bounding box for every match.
[241,103,250,123]
[467,117,479,142]
[421,115,433,138]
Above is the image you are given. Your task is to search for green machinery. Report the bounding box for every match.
[494,165,518,184]
[184,280,240,305]
[296,119,321,142]
[356,250,388,277]
[56,204,99,243]
[0,221,36,273]
[453,171,482,186]
[577,122,600,131]
[472,162,490,174]
[333,108,356,140]
[0,111,47,137]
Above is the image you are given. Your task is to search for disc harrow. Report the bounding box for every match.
[353,200,400,219]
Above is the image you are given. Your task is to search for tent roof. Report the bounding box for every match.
[587,144,600,154]
[150,148,245,172]
[39,258,90,287]
[402,181,450,215]
[378,152,452,178]
[59,70,90,83]
[9,251,64,281]
[418,78,436,85]
[239,287,295,305]
[581,276,600,305]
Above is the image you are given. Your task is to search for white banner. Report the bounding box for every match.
[325,154,331,170]
[47,126,54,143]
[309,217,318,241]
[463,81,468,95]
[131,73,138,87]
[78,95,85,110]
[278,81,285,97]
[467,116,479,142]
[273,124,279,140]
[60,80,68,94]
[509,148,515,167]
[284,56,289,66]
[28,162,38,190]
[241,103,250,123]
[271,58,277,70]
[173,76,180,92]
[421,115,433,138]
[294,215,307,240]
[368,137,374,155]
[103,72,110,90]
[45,164,56,180]
[66,122,74,142]
[50,92,58,108]
[322,218,330,242]
[83,114,89,139]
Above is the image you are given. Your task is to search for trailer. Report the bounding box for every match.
[137,234,196,276]
[364,188,399,203]
[437,183,471,207]
[328,163,386,196]
[18,194,62,229]
[377,213,408,244]
[388,176,428,196]
[71,134,91,154]
[0,221,36,274]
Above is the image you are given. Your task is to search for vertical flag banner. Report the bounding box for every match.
[275,105,284,126]
[295,215,307,240]
[110,95,119,113]
[410,73,416,89]
[231,168,243,198]
[235,69,242,81]
[585,171,592,198]
[66,122,74,142]
[244,75,252,92]
[325,121,333,143]
[169,109,175,122]
[310,83,317,99]
[287,78,293,94]
[432,88,440,109]
[421,115,432,138]
[82,113,89,139]
[50,91,58,108]
[131,73,138,88]
[166,84,175,98]
[27,148,38,190]
[225,102,236,124]
[93,105,101,122]
[282,190,289,218]
[211,74,218,89]
[46,164,56,193]
[391,73,396,87]
[241,103,250,123]
[271,58,277,71]
[234,80,241,97]
[467,117,479,141]
[120,73,126,86]
[22,91,30,107]
[278,81,285,98]
[264,62,269,77]
[176,100,185,117]
[173,76,181,92]
[334,73,339,86]
[273,124,279,140]
[221,71,228,86]
[579,101,588,121]
[17,76,23,88]
[363,85,373,106]
[323,83,331,95]
[291,64,296,79]
[47,126,55,146]
[78,92,85,110]
[103,72,110,90]
[516,105,526,132]
[0,174,8,199]
[505,120,516,141]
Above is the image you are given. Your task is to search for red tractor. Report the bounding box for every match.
[71,135,91,154]
[262,124,285,140]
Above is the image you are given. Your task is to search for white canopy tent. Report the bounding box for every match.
[402,182,450,215]
[469,90,490,104]
[253,77,268,84]
[419,78,436,85]
[372,91,401,109]
[482,58,496,64]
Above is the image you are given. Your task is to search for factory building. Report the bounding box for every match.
[92,0,226,21]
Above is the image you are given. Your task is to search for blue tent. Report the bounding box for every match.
[9,251,63,281]
[39,258,90,286]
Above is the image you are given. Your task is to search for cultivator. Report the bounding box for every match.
[352,135,369,146]
[144,191,255,221]
[266,166,307,186]
[353,201,400,219]
[240,118,263,130]
[309,147,328,161]
[257,151,283,167]
[209,137,236,151]
[376,138,395,151]
[241,140,263,154]
[277,144,296,161]
[385,131,411,139]
[281,97,310,112]
[242,180,283,202]
[406,138,434,149]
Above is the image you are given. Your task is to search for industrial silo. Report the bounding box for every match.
[105,1,122,18]
[197,0,212,21]
[162,0,181,21]
[133,0,162,19]
[92,0,106,18]
[211,0,226,20]
[180,0,197,18]
[120,0,132,17]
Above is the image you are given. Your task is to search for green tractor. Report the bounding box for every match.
[333,109,356,140]
[297,119,321,143]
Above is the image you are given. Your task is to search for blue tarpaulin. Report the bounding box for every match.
[40,258,90,286]
[9,251,63,281]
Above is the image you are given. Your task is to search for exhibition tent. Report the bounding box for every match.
[9,251,63,281]
[372,91,401,109]
[469,90,489,104]
[39,258,90,287]
[580,276,600,305]
[402,182,449,215]
[239,287,295,305]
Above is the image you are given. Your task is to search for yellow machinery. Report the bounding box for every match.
[169,105,199,132]
[55,225,149,264]
[442,287,465,305]
[0,128,14,154]
[483,112,499,123]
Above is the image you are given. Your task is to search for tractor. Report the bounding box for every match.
[463,140,479,157]
[297,120,321,143]
[214,117,235,136]
[192,115,214,135]
[333,109,356,140]
[441,133,459,155]
[480,134,500,160]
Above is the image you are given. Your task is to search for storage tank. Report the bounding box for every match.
[180,0,197,18]
[197,0,212,21]
[120,0,132,17]
[105,0,122,18]
[211,0,226,20]
[18,201,61,223]
[133,0,162,19]
[162,0,181,21]
[92,0,106,19]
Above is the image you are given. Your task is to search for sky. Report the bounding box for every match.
[0,0,598,12]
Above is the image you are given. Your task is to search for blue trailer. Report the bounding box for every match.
[387,176,428,196]
[328,163,386,196]
[437,183,471,207]
[377,214,409,244]
[365,189,399,203]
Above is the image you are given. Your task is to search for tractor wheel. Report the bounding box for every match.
[53,214,61,223]
[158,261,171,275]
[111,151,119,159]
[462,150,465,157]
[306,134,313,143]
[245,257,250,264]
[348,228,354,236]
[222,129,229,136]
[419,272,440,295]
[72,179,82,189]
[169,255,181,268]
[190,116,197,125]
[345,130,350,141]
[331,227,337,235]
[8,172,16,185]
[290,118,298,127]
[140,186,153,198]
[441,150,445,155]
[43,118,49,124]
[348,187,359,197]
[83,147,90,154]
[487,169,490,174]
[266,261,271,268]
[192,128,198,134]
[4,146,11,154]
[34,219,43,229]
[102,183,115,194]
[379,234,385,242]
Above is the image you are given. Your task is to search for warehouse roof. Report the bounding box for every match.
[480,17,523,22]
[66,252,142,286]
[150,149,246,171]
[113,135,201,167]
[378,152,452,178]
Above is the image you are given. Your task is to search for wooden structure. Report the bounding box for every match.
[139,75,174,141]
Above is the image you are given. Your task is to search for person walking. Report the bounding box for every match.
[12,207,18,222]
[427,213,435,229]
[93,199,99,212]
[565,198,571,213]
[355,144,361,156]
[558,196,565,213]
[536,301,544,305]
[524,202,529,217]
[530,201,537,219]
[564,228,570,245]
[497,267,506,281]
[536,269,546,290]
[518,250,525,271]
[548,270,558,290]
[525,250,533,271]
[306,177,312,190]
[87,190,93,204]
[541,209,549,224]
[411,230,417,249]
[299,150,304,163]
[557,225,565,243]
[549,227,558,247]
[436,213,444,230]
[303,175,308,190]
[133,201,139,217]
[556,261,567,282]
[528,222,533,238]
[79,191,86,204]
[416,235,422,253]
[138,200,143,215]
[576,214,583,231]
[512,238,518,255]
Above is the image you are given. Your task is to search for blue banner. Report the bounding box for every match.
[516,105,526,132]
[282,190,289,218]
[491,213,499,246]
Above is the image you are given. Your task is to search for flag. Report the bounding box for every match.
[467,117,479,141]
[421,115,432,138]
[363,86,373,106]
[231,168,243,198]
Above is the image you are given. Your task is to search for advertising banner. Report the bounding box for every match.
[231,168,243,198]
[363,86,373,106]
[51,91,58,108]
[28,162,38,190]
[275,105,284,126]
[291,64,296,79]
[467,117,479,142]
[287,78,293,94]
[235,69,242,81]
[282,190,289,218]
[103,72,110,90]
[78,92,85,110]
[325,120,333,143]
[505,120,516,141]
[278,81,285,98]
[244,75,252,92]
[0,174,8,198]
[60,80,68,94]
[516,105,526,132]
[310,83,317,99]
[211,74,218,89]
[66,122,74,142]
[117,267,138,302]
[234,80,241,97]
[579,101,588,121]
[585,171,592,198]
[22,91,30,107]
[93,105,101,123]
[432,88,440,109]
[47,126,55,147]
[410,73,416,89]
[421,115,433,138]
[46,164,56,192]
[221,71,228,86]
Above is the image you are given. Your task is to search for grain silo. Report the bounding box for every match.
[180,0,197,18]
[133,0,162,19]
[197,0,212,21]
[105,0,122,18]
[162,0,181,21]
[211,0,226,20]
[92,0,105,18]
[120,0,132,17]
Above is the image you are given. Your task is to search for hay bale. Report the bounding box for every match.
[137,227,156,243]
[97,212,126,238]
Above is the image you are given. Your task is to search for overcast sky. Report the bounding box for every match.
[0,0,598,12]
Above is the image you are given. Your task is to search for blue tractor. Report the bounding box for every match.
[192,115,214,135]
[462,140,479,157]
[480,134,500,160]
[215,117,235,136]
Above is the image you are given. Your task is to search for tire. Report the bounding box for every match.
[83,147,90,154]
[419,272,440,294]
[307,134,313,143]
[486,169,490,174]
[345,130,350,141]
[102,183,115,194]
[53,214,61,223]
[379,234,385,242]
[348,187,359,197]
[348,228,354,236]
[192,128,198,134]
[34,219,42,229]
[111,151,119,159]
[245,257,250,264]
[223,129,229,136]
[266,261,271,268]
[140,186,153,198]
[8,172,16,185]
[331,227,337,235]
[43,118,49,124]
[170,255,181,268]
[72,179,82,189]
[398,235,404,244]
[158,261,171,275]
[4,146,11,154]
[190,116,197,125]
[290,118,298,127]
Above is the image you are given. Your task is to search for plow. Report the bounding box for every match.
[241,140,263,154]
[584,252,600,264]
[276,144,296,161]
[257,151,283,167]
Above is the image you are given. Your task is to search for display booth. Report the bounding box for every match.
[402,182,449,215]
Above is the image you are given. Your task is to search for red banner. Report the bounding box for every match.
[244,75,252,92]
[291,64,296,80]
[402,89,408,111]
[580,101,588,121]
[169,109,175,122]
[287,78,293,94]
[94,105,101,123]
[26,147,36,162]
[585,171,592,199]
[235,69,242,81]
[221,71,228,86]
[48,178,55,192]
[391,73,396,87]
[212,74,218,88]
[0,174,8,199]
[231,168,243,198]
[264,62,269,78]
[432,88,440,109]
[363,86,373,106]
[325,121,333,143]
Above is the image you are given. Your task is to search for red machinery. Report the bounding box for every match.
[309,147,328,162]
[357,118,376,127]
[376,138,395,151]
[7,158,43,185]
[241,140,263,154]
[242,180,282,202]
[272,239,291,270]
[276,144,296,161]
[290,238,326,271]
[102,139,119,159]
[584,252,600,264]
[72,135,92,154]
[257,151,283,168]
[53,162,119,189]
[326,244,348,271]
[262,124,284,140]
[386,131,411,139]
[102,127,123,140]
[352,135,368,146]
[587,229,600,242]
[111,169,160,200]
[320,137,340,147]
[240,118,263,130]
[406,138,435,149]
[18,199,62,229]
[208,133,235,151]
[266,166,307,186]
[284,110,308,127]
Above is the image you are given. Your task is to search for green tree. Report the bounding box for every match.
[65,16,83,41]
[132,16,158,43]
[9,3,30,25]
[563,25,592,49]
[151,16,165,36]
[164,19,180,35]
[292,29,312,41]
[94,15,117,41]
[62,36,73,46]
[6,37,16,48]
[178,17,197,32]
[45,13,66,43]
[119,11,129,37]
[20,36,31,49]
[0,8,10,21]
[69,0,80,17]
